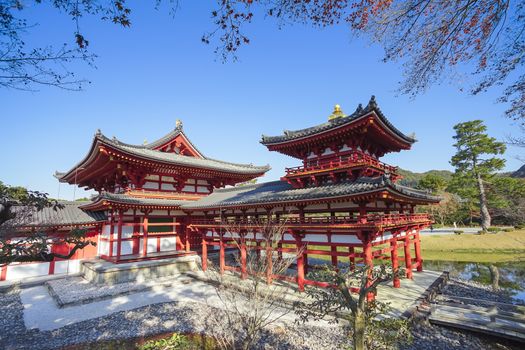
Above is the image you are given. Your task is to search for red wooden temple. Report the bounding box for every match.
[2,97,439,293]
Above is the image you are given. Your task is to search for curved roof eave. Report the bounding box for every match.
[260,96,416,146]
[57,131,271,181]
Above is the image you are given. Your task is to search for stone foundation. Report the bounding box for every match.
[81,255,200,285]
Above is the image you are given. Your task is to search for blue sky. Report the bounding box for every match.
[1,2,522,200]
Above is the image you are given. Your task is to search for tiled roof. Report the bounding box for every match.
[261,96,416,145]
[13,202,106,227]
[142,127,204,156]
[94,192,188,207]
[182,176,440,209]
[96,133,270,175]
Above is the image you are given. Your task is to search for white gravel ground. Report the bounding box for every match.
[1,275,523,350]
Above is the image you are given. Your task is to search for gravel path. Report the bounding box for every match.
[1,276,523,350]
[0,287,349,350]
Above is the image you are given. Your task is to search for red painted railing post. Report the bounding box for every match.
[414,230,423,272]
[201,230,208,272]
[404,236,413,279]
[219,229,225,275]
[295,233,305,292]
[390,239,400,288]
[240,231,247,279]
[116,210,123,262]
[363,235,375,302]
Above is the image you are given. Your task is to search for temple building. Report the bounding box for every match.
[1,97,440,294]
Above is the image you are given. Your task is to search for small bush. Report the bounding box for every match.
[503,228,514,232]
[478,230,487,235]
[515,224,525,230]
[487,227,501,233]
[454,230,463,235]
[139,334,190,350]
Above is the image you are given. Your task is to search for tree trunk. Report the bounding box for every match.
[489,264,500,291]
[353,310,366,350]
[476,173,491,231]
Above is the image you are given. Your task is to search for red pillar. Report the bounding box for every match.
[348,246,355,270]
[329,232,338,267]
[414,230,423,272]
[142,213,149,257]
[219,229,225,275]
[184,224,191,252]
[240,231,247,279]
[404,236,413,279]
[109,210,115,258]
[0,264,6,281]
[116,210,123,261]
[363,234,374,301]
[390,239,400,288]
[201,230,208,271]
[295,233,305,292]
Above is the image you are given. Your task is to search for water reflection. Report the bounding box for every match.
[424,260,525,303]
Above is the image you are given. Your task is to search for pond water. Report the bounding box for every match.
[424,260,525,303]
[306,257,525,303]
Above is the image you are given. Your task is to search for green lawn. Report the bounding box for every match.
[420,229,525,263]
[304,230,525,264]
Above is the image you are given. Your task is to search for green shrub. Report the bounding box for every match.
[139,334,190,350]
[454,230,463,235]
[515,224,525,230]
[477,230,487,235]
[503,228,514,232]
[487,227,501,233]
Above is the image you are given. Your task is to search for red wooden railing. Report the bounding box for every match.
[190,213,431,227]
[285,150,398,176]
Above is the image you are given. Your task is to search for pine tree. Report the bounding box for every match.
[450,120,506,231]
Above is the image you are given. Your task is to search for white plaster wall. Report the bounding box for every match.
[197,186,209,193]
[6,263,49,280]
[147,238,157,253]
[98,240,109,256]
[143,181,159,190]
[54,260,82,274]
[121,225,134,238]
[304,234,329,243]
[331,235,361,244]
[150,210,168,216]
[120,241,133,255]
[161,183,176,191]
[160,237,176,251]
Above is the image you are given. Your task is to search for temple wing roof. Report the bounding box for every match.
[96,133,270,174]
[260,96,416,145]
[57,128,270,183]
[182,176,440,209]
[11,202,106,228]
[82,192,188,209]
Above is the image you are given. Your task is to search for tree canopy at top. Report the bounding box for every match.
[1,0,524,124]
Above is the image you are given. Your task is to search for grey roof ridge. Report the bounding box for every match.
[212,180,284,193]
[98,132,269,172]
[261,96,416,145]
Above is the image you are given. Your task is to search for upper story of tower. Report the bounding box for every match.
[261,96,415,188]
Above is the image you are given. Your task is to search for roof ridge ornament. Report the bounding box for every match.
[175,119,183,130]
[367,95,377,109]
[328,104,347,121]
[95,129,102,136]
[355,103,363,114]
